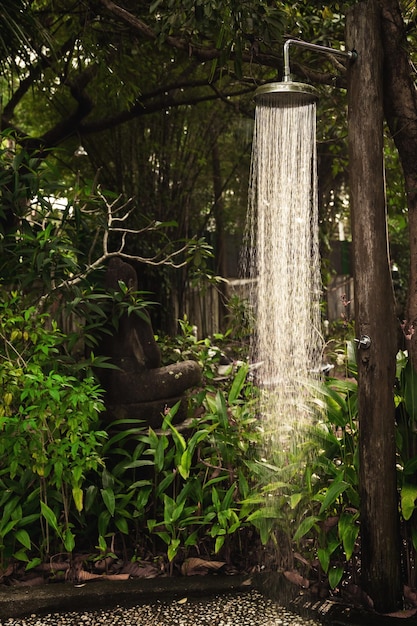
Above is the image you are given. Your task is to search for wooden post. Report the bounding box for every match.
[346,0,403,612]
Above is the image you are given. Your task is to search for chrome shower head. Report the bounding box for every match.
[255,81,319,106]
[255,38,356,107]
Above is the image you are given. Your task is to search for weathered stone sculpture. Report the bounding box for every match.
[97,258,202,428]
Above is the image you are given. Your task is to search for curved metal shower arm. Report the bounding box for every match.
[283,39,357,82]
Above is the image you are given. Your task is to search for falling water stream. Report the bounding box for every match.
[245,93,323,451]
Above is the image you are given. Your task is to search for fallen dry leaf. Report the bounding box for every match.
[294,552,310,567]
[120,561,161,579]
[75,570,102,582]
[181,558,226,576]
[94,556,117,572]
[283,570,310,588]
[0,564,14,582]
[34,562,70,572]
[102,573,130,581]
[11,576,46,587]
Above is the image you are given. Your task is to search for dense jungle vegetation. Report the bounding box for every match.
[2,0,417,616]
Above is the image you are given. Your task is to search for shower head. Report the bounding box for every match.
[255,39,356,107]
[255,81,319,106]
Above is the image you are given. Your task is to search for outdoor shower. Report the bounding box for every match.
[255,38,357,104]
[245,39,357,451]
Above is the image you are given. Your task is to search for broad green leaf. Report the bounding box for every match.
[228,364,249,404]
[222,483,237,509]
[156,472,175,498]
[204,393,217,413]
[98,511,111,538]
[290,493,303,509]
[259,481,290,493]
[178,449,192,479]
[215,391,228,427]
[184,530,199,546]
[40,502,59,532]
[171,423,187,461]
[136,487,152,511]
[156,531,170,545]
[13,549,29,562]
[15,529,31,550]
[318,547,330,573]
[72,486,83,513]
[101,468,115,491]
[98,535,107,552]
[101,488,115,516]
[161,401,181,428]
[128,479,153,489]
[123,460,155,470]
[238,470,249,499]
[212,487,220,509]
[293,515,320,542]
[2,496,20,525]
[328,565,344,589]
[115,516,129,535]
[258,518,275,545]
[155,435,169,472]
[215,535,225,554]
[170,500,185,523]
[0,519,18,537]
[338,512,359,560]
[203,475,228,489]
[401,483,417,521]
[63,528,75,553]
[187,428,210,458]
[246,507,281,521]
[25,557,42,571]
[85,485,98,512]
[319,479,349,515]
[168,538,180,561]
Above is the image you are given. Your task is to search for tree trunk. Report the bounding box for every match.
[346,1,403,612]
[377,0,417,364]
[378,0,417,589]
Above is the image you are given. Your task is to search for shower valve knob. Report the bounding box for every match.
[355,335,371,350]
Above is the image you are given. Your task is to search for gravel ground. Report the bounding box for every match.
[0,590,320,626]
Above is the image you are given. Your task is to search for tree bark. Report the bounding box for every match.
[346,0,403,612]
[377,0,417,364]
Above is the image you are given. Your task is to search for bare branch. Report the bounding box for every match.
[37,191,192,311]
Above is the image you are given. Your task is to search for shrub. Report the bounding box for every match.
[0,290,107,567]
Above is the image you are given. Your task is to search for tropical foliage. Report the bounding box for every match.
[2,0,417,615]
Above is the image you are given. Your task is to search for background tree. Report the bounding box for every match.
[0,1,357,334]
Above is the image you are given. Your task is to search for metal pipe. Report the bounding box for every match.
[283,39,357,81]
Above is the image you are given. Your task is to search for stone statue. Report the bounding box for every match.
[97,258,202,428]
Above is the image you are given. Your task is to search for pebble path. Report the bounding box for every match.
[0,590,320,626]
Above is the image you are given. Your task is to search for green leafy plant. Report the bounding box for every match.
[80,357,261,571]
[0,290,107,565]
[242,371,360,589]
[394,350,417,587]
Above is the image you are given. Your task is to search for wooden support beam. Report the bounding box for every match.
[346,0,403,612]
